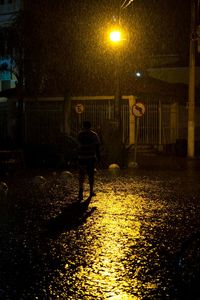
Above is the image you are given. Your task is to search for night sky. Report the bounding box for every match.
[123,0,191,58]
[70,0,191,66]
[24,0,193,95]
[63,0,192,94]
[123,0,192,72]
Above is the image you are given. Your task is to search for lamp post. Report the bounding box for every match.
[109,1,130,130]
[103,28,124,166]
[106,1,133,166]
[109,29,122,129]
[187,0,196,158]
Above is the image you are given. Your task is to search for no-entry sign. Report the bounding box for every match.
[75,103,84,114]
[132,102,145,117]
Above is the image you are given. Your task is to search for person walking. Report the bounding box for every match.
[77,120,101,200]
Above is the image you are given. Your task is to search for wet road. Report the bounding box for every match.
[1,159,200,299]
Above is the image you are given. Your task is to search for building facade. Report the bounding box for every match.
[0,0,23,91]
[0,0,22,25]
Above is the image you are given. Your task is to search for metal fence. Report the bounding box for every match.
[0,99,8,143]
[70,97,130,144]
[57,95,195,145]
[24,100,63,144]
[1,95,199,147]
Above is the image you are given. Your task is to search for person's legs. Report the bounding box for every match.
[78,162,85,200]
[87,159,96,197]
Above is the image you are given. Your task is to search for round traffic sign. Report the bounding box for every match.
[132,102,145,117]
[75,103,84,114]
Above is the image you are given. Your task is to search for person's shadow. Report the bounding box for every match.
[47,196,96,237]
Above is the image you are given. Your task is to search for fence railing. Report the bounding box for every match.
[0,95,199,147]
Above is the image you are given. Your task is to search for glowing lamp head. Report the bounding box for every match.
[109,30,121,43]
[136,72,141,77]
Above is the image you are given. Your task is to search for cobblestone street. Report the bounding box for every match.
[1,156,200,299]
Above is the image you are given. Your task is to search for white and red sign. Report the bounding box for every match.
[75,103,84,114]
[132,102,145,117]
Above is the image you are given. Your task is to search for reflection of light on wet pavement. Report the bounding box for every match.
[3,165,200,299]
[80,191,142,298]
[48,176,172,298]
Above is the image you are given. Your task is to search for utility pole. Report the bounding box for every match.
[114,42,121,130]
[114,3,122,131]
[187,0,196,158]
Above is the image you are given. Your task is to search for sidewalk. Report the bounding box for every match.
[134,152,200,171]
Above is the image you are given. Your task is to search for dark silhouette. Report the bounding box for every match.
[47,196,96,236]
[77,121,101,200]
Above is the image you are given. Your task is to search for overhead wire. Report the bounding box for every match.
[120,0,129,9]
[121,0,135,9]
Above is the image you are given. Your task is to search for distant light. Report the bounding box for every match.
[136,72,142,77]
[110,30,121,43]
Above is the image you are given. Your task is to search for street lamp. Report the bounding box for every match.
[187,0,197,158]
[109,30,121,43]
[109,28,123,129]
[105,1,134,166]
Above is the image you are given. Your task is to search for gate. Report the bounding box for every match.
[69,95,189,146]
[1,95,199,149]
[23,96,193,147]
[70,96,130,144]
[24,99,63,144]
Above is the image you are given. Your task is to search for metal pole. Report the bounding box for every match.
[134,117,139,162]
[158,99,162,150]
[187,0,196,158]
[63,92,71,136]
[129,95,136,145]
[114,2,121,131]
[114,50,121,126]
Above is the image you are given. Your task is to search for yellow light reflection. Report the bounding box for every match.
[81,192,142,298]
[50,180,163,299]
[109,294,141,300]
